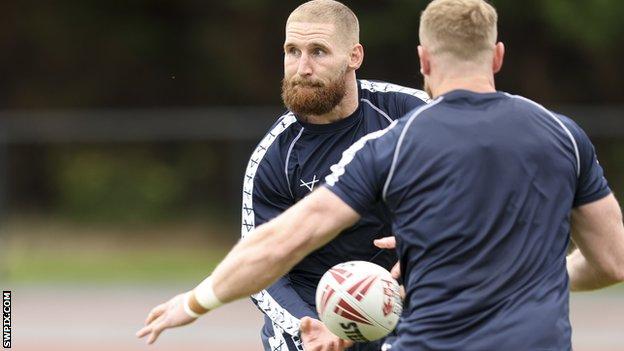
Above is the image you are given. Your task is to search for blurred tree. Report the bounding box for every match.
[540,0,624,50]
[0,0,623,109]
[44,143,224,222]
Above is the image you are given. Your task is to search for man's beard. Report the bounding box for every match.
[281,70,347,117]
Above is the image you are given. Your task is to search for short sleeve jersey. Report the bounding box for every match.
[326,90,611,350]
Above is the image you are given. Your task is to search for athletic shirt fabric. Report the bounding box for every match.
[325,90,611,350]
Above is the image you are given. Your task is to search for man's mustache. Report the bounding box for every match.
[289,79,324,88]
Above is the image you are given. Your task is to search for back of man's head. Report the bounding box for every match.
[287,0,360,46]
[419,0,498,62]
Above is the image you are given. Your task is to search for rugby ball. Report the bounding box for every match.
[315,261,402,342]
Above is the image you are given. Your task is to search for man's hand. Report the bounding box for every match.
[136,292,198,344]
[374,236,405,299]
[374,236,400,279]
[300,317,354,351]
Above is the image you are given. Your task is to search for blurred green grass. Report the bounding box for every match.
[1,216,236,284]
[4,247,227,283]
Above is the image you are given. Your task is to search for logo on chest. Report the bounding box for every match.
[299,174,319,192]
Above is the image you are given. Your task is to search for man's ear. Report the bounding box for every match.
[348,43,364,70]
[493,42,505,74]
[418,45,431,76]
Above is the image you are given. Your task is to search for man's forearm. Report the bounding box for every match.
[189,188,359,312]
[213,215,315,303]
[567,248,622,291]
[568,194,624,292]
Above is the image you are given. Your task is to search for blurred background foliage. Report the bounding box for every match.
[1,0,623,282]
[2,0,623,109]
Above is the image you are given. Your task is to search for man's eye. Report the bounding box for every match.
[286,47,300,56]
[313,48,325,56]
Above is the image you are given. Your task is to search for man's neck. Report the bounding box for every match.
[430,74,496,99]
[300,75,359,124]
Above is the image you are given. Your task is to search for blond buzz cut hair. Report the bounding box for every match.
[419,0,498,61]
[287,0,360,46]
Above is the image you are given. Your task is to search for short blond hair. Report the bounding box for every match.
[287,0,360,46]
[419,0,498,61]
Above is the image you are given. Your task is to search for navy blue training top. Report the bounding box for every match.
[242,79,429,341]
[326,90,611,350]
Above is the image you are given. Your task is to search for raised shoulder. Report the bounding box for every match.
[241,112,298,238]
[248,112,299,165]
[360,79,430,103]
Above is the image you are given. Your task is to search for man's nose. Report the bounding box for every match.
[297,53,313,77]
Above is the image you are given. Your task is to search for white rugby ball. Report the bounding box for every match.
[315,261,402,342]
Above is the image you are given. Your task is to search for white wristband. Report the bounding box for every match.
[183,292,201,319]
[194,276,223,310]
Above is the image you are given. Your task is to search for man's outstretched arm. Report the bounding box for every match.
[568,193,624,291]
[136,187,359,344]
[212,187,359,303]
[138,120,397,345]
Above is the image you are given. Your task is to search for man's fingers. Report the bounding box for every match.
[391,261,401,279]
[146,321,166,345]
[331,340,343,351]
[336,338,353,350]
[137,313,165,342]
[340,339,354,348]
[374,236,396,249]
[145,303,167,325]
[135,325,152,339]
[300,316,313,334]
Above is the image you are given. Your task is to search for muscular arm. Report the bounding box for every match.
[138,127,392,345]
[214,187,360,303]
[567,194,624,291]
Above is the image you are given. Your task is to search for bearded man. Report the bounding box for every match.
[239,1,428,350]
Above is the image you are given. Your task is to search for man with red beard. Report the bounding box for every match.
[239,1,427,350]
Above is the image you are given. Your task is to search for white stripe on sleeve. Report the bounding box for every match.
[241,113,303,337]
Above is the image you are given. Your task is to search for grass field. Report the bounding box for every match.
[1,216,233,283]
[5,246,224,283]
